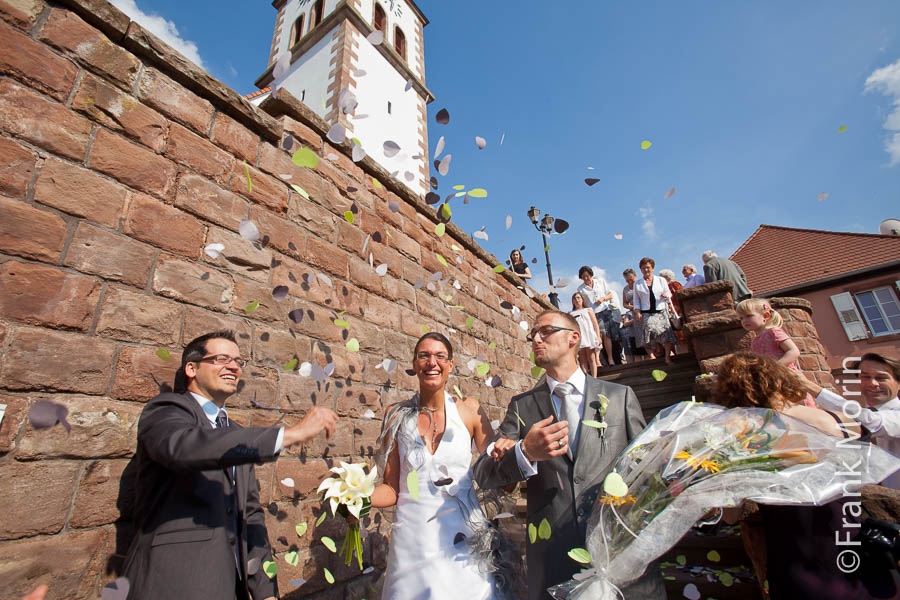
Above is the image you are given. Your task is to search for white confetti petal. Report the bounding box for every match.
[475,136,486,149]
[367,30,383,45]
[520,321,529,331]
[326,123,345,144]
[404,78,414,92]
[434,136,445,159]
[363,408,375,419]
[204,243,225,258]
[299,362,313,377]
[383,140,401,158]
[239,219,260,242]
[324,363,335,376]
[375,263,388,276]
[505,215,512,229]
[317,273,333,287]
[280,478,295,487]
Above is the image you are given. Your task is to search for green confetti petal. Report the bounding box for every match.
[603,472,628,497]
[538,518,551,540]
[465,316,474,329]
[245,300,260,313]
[468,188,487,198]
[434,223,446,236]
[441,204,452,220]
[344,211,354,224]
[488,341,496,349]
[285,550,299,566]
[452,185,465,191]
[155,348,172,361]
[295,522,308,537]
[838,125,848,133]
[351,137,361,146]
[263,560,278,578]
[707,550,721,562]
[421,324,429,333]
[292,147,319,168]
[321,536,336,552]
[581,419,606,429]
[243,161,252,193]
[492,265,506,273]
[528,522,537,544]
[346,338,360,352]
[641,140,652,150]
[516,410,526,427]
[453,384,463,398]
[651,369,667,381]
[290,183,310,199]
[372,177,382,188]
[334,319,350,328]
[315,511,327,527]
[718,572,734,587]
[407,469,419,500]
[436,253,448,267]
[568,548,592,564]
[544,245,550,252]
[530,365,544,378]
[676,554,686,566]
[284,358,298,371]
[324,567,334,584]
[451,244,462,252]
[454,191,466,197]
[476,363,490,377]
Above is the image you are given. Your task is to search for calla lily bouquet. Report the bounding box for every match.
[317,461,378,569]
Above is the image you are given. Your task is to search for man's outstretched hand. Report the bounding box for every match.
[282,406,339,447]
[521,415,569,461]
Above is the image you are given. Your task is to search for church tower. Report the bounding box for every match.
[252,0,433,196]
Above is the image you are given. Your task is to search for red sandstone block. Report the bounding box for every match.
[0,19,77,102]
[181,305,254,353]
[310,342,367,382]
[137,67,213,135]
[337,219,368,256]
[70,460,132,528]
[348,255,383,295]
[291,418,353,457]
[203,226,271,283]
[0,0,44,30]
[0,79,90,160]
[33,158,127,228]
[109,344,182,402]
[175,173,249,232]
[389,228,422,263]
[0,327,116,393]
[258,143,325,201]
[230,161,289,214]
[71,73,167,152]
[288,192,337,239]
[0,460,80,540]
[228,366,279,411]
[271,258,338,308]
[211,111,259,163]
[64,222,157,287]
[249,205,307,261]
[0,261,101,330]
[96,286,182,345]
[152,253,234,313]
[382,275,416,310]
[305,236,348,278]
[281,115,322,151]
[123,192,205,257]
[231,277,282,323]
[0,136,35,198]
[91,129,176,199]
[272,457,331,502]
[38,8,140,90]
[166,123,234,185]
[0,392,27,453]
[253,325,310,369]
[0,197,67,262]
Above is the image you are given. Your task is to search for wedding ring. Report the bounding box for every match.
[558,439,564,449]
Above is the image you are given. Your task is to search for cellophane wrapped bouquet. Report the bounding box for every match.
[549,401,899,599]
[317,462,377,569]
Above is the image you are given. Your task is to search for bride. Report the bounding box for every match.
[371,332,513,599]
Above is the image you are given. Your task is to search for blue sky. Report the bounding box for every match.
[112,0,900,303]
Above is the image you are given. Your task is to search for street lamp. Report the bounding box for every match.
[527,206,559,308]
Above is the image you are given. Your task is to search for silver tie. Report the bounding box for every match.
[553,382,578,454]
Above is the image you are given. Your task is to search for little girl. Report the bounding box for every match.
[571,292,602,377]
[736,298,816,407]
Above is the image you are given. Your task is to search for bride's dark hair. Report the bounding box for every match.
[413,332,453,359]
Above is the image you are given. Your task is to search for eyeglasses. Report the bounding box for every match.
[414,352,451,364]
[526,325,575,343]
[197,354,247,368]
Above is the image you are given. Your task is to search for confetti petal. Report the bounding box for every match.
[538,518,552,540]
[404,78,414,92]
[707,550,721,562]
[290,183,310,199]
[641,140,652,150]
[239,219,260,242]
[603,472,628,497]
[554,219,569,234]
[434,223,446,237]
[295,522,308,537]
[556,278,570,288]
[493,265,506,273]
[475,136,486,149]
[585,178,600,186]
[289,309,304,323]
[280,477,295,487]
[838,125,848,133]
[440,203,451,220]
[682,583,701,600]
[473,229,488,241]
[204,243,225,259]
[436,253,448,267]
[326,123,345,144]
[505,215,512,229]
[346,338,360,352]
[343,210,354,224]
[468,188,487,198]
[664,187,675,199]
[676,554,686,566]
[383,140,401,158]
[568,548,592,564]
[263,561,278,578]
[363,408,376,419]
[465,316,474,329]
[352,143,366,162]
[614,233,623,240]
[323,567,335,584]
[292,147,319,168]
[435,108,450,124]
[283,358,298,371]
[374,263,388,276]
[317,273,333,287]
[817,192,828,201]
[388,201,399,212]
[365,29,383,45]
[434,136,445,160]
[272,285,289,301]
[651,369,667,381]
[155,348,172,361]
[438,154,451,176]
[407,470,419,499]
[244,300,260,313]
[101,577,129,600]
[476,363,490,377]
[321,536,336,552]
[284,550,299,566]
[528,522,537,544]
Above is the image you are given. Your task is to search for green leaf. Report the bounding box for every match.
[488,341,496,349]
[155,348,172,361]
[324,567,334,584]
[567,548,591,564]
[707,550,721,562]
[651,369,667,381]
[295,522,308,537]
[441,204,452,220]
[346,338,360,352]
[407,469,419,500]
[243,161,252,193]
[284,358,298,371]
[436,253,448,267]
[263,560,278,578]
[538,518,551,540]
[321,536,336,552]
[492,265,506,273]
[292,147,319,168]
[530,365,544,378]
[245,300,260,313]
[344,211,354,224]
[528,522,537,544]
[718,572,734,587]
[334,319,350,328]
[476,363,490,377]
[676,554,686,566]
[290,183,310,199]
[315,511,327,527]
[284,550,299,566]
[581,419,606,430]
[434,223,446,237]
[465,316,474,329]
[468,188,487,198]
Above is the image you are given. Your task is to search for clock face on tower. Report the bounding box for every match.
[381,0,403,18]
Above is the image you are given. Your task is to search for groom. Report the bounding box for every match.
[474,310,665,599]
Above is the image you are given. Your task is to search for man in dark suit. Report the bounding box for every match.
[701,250,752,302]
[122,331,338,600]
[474,311,665,600]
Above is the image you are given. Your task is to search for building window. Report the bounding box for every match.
[387,101,392,114]
[313,0,324,27]
[855,286,900,336]
[394,26,406,60]
[373,4,386,32]
[290,14,305,47]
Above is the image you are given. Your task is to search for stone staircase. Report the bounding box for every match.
[596,353,701,422]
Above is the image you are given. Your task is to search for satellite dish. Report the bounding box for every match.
[879,219,900,236]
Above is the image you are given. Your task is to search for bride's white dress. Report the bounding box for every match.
[381,394,497,600]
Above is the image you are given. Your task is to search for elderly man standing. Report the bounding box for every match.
[474,310,665,600]
[701,250,751,302]
[122,331,339,600]
[682,264,705,288]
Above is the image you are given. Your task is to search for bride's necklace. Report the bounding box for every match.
[417,399,445,451]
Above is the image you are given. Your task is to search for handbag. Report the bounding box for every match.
[667,301,683,330]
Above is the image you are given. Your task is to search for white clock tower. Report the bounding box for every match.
[251,0,434,195]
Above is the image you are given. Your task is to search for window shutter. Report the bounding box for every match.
[830,292,869,341]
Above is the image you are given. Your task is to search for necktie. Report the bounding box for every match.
[553,382,579,455]
[216,410,242,578]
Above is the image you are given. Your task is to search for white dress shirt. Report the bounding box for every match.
[684,273,705,288]
[190,392,284,452]
[577,277,612,313]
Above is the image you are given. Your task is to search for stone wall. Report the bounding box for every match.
[0,1,548,598]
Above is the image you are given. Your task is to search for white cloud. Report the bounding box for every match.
[638,206,657,240]
[109,0,207,71]
[864,56,900,166]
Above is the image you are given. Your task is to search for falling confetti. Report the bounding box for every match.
[367,30,383,45]
[244,300,260,313]
[290,184,310,199]
[817,192,828,201]
[239,219,260,242]
[29,400,71,432]
[438,154,452,176]
[568,548,592,564]
[326,123,345,144]
[404,78,414,91]
[468,188,487,198]
[343,210,354,224]
[283,358,298,371]
[272,286,289,301]
[585,178,600,186]
[474,228,488,241]
[651,369,667,381]
[374,263,388,276]
[538,518,552,540]
[155,348,172,361]
[363,408,376,419]
[603,471,628,497]
[435,108,450,124]
[436,253,448,267]
[204,243,225,258]
[707,550,721,562]
[407,470,420,499]
[475,136,486,149]
[682,583,701,600]
[664,187,675,199]
[263,561,278,578]
[614,233,623,240]
[505,215,512,229]
[288,309,304,323]
[280,478,295,488]
[434,136,445,159]
[641,140,652,150]
[434,223,446,237]
[321,536,337,552]
[352,143,366,162]
[554,219,569,234]
[295,522,308,537]
[315,511,328,527]
[346,338,360,352]
[284,550,299,566]
[323,568,335,584]
[292,147,319,168]
[528,523,537,544]
[383,140,401,158]
[493,265,505,273]
[556,278,570,288]
[838,125,848,133]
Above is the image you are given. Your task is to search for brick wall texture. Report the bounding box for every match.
[0,1,548,598]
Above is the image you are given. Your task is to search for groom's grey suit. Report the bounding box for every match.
[474,375,665,600]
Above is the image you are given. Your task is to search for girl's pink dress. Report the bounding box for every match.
[751,327,816,407]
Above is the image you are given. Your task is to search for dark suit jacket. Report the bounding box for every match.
[474,376,665,600]
[703,256,751,302]
[122,392,280,600]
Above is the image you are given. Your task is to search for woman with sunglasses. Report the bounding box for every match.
[371,333,516,599]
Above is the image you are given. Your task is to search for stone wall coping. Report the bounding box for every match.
[673,280,733,301]
[767,297,812,312]
[683,310,742,336]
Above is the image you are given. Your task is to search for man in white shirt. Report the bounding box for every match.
[474,310,663,600]
[802,352,900,490]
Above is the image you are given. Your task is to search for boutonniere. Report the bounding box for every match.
[583,394,610,438]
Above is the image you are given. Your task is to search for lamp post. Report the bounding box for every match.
[527,206,559,308]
